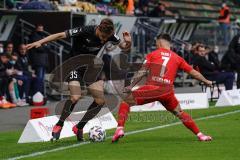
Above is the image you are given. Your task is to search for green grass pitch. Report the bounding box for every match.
[1,105,240,160]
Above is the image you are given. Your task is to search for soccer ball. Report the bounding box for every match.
[88,126,106,142]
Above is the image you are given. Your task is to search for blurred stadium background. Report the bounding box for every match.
[1,0,240,160]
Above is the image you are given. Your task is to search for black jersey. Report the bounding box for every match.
[65,25,120,56]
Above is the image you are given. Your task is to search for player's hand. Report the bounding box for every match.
[123,86,132,93]
[122,31,132,43]
[205,80,213,87]
[6,69,13,76]
[13,69,19,75]
[26,42,42,50]
[32,73,36,78]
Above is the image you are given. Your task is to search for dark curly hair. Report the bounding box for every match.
[98,18,114,35]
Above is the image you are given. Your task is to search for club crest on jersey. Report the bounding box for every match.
[72,29,78,33]
[69,28,80,36]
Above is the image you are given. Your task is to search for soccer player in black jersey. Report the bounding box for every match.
[26,18,132,141]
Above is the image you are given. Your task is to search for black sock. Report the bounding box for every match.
[77,101,102,129]
[56,100,77,127]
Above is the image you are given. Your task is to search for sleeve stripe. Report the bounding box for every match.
[65,30,70,38]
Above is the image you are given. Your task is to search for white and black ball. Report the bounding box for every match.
[88,126,106,142]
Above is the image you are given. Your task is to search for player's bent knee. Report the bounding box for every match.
[171,105,183,117]
[124,96,136,106]
[94,98,105,106]
[70,95,81,103]
[125,99,135,106]
[172,110,184,118]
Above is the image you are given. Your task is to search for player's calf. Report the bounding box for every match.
[52,99,78,141]
[112,102,130,143]
[172,106,212,142]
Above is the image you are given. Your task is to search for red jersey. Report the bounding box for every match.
[144,48,192,87]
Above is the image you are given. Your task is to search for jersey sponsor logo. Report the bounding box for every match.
[151,76,171,84]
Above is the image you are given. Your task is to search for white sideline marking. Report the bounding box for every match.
[7,109,240,160]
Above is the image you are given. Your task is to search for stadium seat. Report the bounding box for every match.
[161,0,238,20]
[199,81,221,101]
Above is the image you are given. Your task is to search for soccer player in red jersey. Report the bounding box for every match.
[112,33,213,142]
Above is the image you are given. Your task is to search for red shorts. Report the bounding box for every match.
[132,85,179,111]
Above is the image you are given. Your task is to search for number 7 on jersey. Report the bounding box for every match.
[159,56,170,77]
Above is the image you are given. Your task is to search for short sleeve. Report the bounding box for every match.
[178,55,193,73]
[65,27,85,38]
[108,33,121,45]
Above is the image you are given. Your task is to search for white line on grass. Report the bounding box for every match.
[7,109,240,160]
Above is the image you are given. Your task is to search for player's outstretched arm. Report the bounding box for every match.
[26,32,67,50]
[119,31,132,51]
[124,66,148,93]
[188,69,212,86]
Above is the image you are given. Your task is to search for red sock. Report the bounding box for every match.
[117,102,130,127]
[178,111,200,135]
